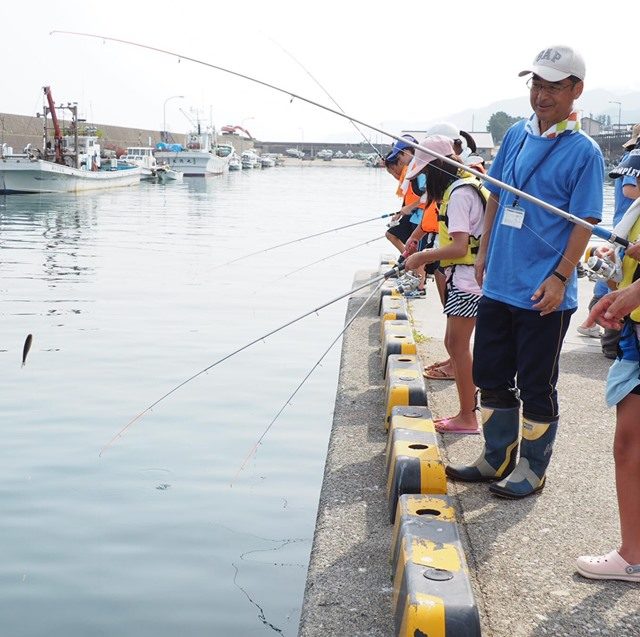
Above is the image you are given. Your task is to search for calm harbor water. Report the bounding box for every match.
[0,166,397,637]
[0,168,616,637]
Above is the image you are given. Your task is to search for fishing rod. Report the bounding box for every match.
[268,37,383,159]
[51,31,628,248]
[282,234,384,279]
[213,213,394,269]
[232,278,384,482]
[98,264,403,454]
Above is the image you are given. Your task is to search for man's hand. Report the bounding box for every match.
[531,275,566,316]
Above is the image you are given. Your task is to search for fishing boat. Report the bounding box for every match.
[0,87,142,194]
[228,154,242,171]
[155,126,233,177]
[241,150,258,169]
[122,146,158,179]
[155,165,183,182]
[259,155,276,168]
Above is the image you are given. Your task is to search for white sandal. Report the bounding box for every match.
[576,550,640,582]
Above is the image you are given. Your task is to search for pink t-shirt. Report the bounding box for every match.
[443,185,484,296]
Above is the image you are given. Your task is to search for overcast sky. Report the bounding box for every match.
[4,1,639,143]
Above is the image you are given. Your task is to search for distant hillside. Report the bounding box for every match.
[383,88,640,136]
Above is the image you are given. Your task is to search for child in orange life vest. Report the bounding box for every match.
[383,135,419,252]
[404,136,486,434]
[576,154,640,582]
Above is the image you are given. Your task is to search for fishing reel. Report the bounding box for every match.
[387,218,400,228]
[583,246,621,283]
[395,271,421,293]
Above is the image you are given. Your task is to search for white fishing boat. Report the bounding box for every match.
[228,154,242,171]
[241,150,255,169]
[0,87,142,194]
[123,146,158,179]
[155,126,233,177]
[259,155,276,168]
[155,165,183,182]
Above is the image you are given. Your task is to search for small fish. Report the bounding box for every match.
[22,334,33,367]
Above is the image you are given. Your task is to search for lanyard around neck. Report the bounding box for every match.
[510,133,563,207]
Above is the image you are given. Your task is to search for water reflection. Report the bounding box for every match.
[0,193,98,287]
[0,169,398,637]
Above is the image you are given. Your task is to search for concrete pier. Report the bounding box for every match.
[299,273,640,636]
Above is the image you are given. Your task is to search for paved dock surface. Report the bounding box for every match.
[299,273,640,636]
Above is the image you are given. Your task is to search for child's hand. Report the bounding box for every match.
[625,241,640,261]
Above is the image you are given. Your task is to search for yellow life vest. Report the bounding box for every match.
[437,176,489,267]
[619,215,640,322]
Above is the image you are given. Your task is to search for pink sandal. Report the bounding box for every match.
[576,550,640,582]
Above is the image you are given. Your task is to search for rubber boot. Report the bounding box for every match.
[445,406,520,482]
[489,418,558,498]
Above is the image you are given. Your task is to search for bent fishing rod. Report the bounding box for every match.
[51,30,629,249]
[269,37,383,158]
[99,263,403,454]
[232,278,385,483]
[214,213,394,269]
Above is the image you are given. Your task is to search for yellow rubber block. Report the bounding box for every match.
[380,296,409,334]
[386,437,447,522]
[384,367,427,429]
[379,282,403,313]
[380,262,400,278]
[391,495,457,578]
[385,353,420,381]
[397,592,445,637]
[380,253,397,266]
[382,321,417,376]
[384,412,439,476]
[392,498,481,637]
[389,406,436,435]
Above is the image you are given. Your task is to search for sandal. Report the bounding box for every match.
[435,418,480,435]
[423,366,455,380]
[576,550,640,582]
[424,360,450,372]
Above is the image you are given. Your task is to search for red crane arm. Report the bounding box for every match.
[43,86,63,163]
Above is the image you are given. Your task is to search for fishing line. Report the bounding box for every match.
[267,36,383,158]
[212,213,394,269]
[232,278,384,483]
[99,265,402,454]
[50,31,628,248]
[282,235,384,279]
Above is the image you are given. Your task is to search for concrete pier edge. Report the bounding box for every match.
[299,269,640,636]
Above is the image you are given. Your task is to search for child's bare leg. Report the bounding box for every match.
[615,393,640,563]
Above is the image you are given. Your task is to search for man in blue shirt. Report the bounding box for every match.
[446,45,604,498]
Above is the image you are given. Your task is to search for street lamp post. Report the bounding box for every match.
[609,100,622,132]
[163,95,184,142]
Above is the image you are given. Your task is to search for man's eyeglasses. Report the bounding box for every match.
[526,77,575,95]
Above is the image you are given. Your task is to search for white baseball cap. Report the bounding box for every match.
[426,122,460,141]
[518,45,586,82]
[405,135,455,179]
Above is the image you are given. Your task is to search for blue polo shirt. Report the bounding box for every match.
[484,119,604,311]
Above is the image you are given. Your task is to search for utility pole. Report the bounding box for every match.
[609,100,621,132]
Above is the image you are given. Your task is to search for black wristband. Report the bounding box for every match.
[552,270,568,284]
